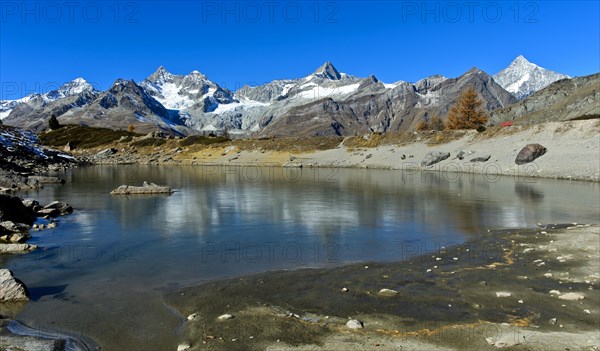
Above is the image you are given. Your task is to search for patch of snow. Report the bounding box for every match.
[297,83,360,100]
[211,99,268,114]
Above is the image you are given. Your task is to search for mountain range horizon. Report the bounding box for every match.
[1,55,592,138]
[0,55,568,100]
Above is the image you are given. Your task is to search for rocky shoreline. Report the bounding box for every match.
[67,119,600,183]
[0,125,77,192]
[165,224,600,351]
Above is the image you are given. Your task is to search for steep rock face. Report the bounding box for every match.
[489,73,600,125]
[3,57,579,137]
[493,55,569,100]
[259,67,518,137]
[57,79,191,134]
[139,66,236,112]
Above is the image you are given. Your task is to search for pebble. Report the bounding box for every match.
[518,299,524,304]
[346,319,364,329]
[584,309,591,314]
[549,318,557,324]
[177,343,191,351]
[341,287,349,292]
[378,288,399,296]
[549,290,561,295]
[544,273,553,277]
[187,313,198,321]
[217,314,234,321]
[495,291,512,298]
[426,269,432,273]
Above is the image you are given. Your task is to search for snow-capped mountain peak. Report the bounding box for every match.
[0,77,96,119]
[493,55,569,99]
[48,77,96,99]
[312,62,342,80]
[139,67,235,112]
[148,66,175,84]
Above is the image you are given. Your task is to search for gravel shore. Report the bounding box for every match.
[166,224,600,351]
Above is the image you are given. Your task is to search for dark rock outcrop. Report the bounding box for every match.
[470,155,491,162]
[0,195,36,226]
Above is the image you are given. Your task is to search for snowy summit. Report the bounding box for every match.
[493,55,569,100]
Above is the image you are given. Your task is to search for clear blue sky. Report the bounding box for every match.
[1,1,599,99]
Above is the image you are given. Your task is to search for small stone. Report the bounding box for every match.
[346,319,364,329]
[518,299,524,304]
[217,314,234,321]
[549,318,557,325]
[177,343,190,351]
[549,290,561,295]
[341,287,349,292]
[584,309,591,314]
[496,291,512,298]
[378,288,399,296]
[187,313,198,321]
[558,292,585,301]
[426,269,432,273]
[544,273,553,277]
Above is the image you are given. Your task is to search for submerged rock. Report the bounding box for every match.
[27,176,65,184]
[0,269,29,302]
[378,288,399,296]
[515,143,547,165]
[110,181,174,195]
[0,319,96,351]
[558,292,585,301]
[346,319,364,329]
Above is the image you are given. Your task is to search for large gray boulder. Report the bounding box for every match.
[421,151,451,167]
[0,269,29,301]
[43,201,73,215]
[0,195,36,226]
[515,144,547,165]
[0,243,37,253]
[96,147,118,158]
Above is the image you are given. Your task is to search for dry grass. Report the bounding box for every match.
[471,124,530,141]
[344,130,467,149]
[39,124,140,149]
[231,136,343,152]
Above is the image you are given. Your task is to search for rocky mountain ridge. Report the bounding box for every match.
[2,57,588,137]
